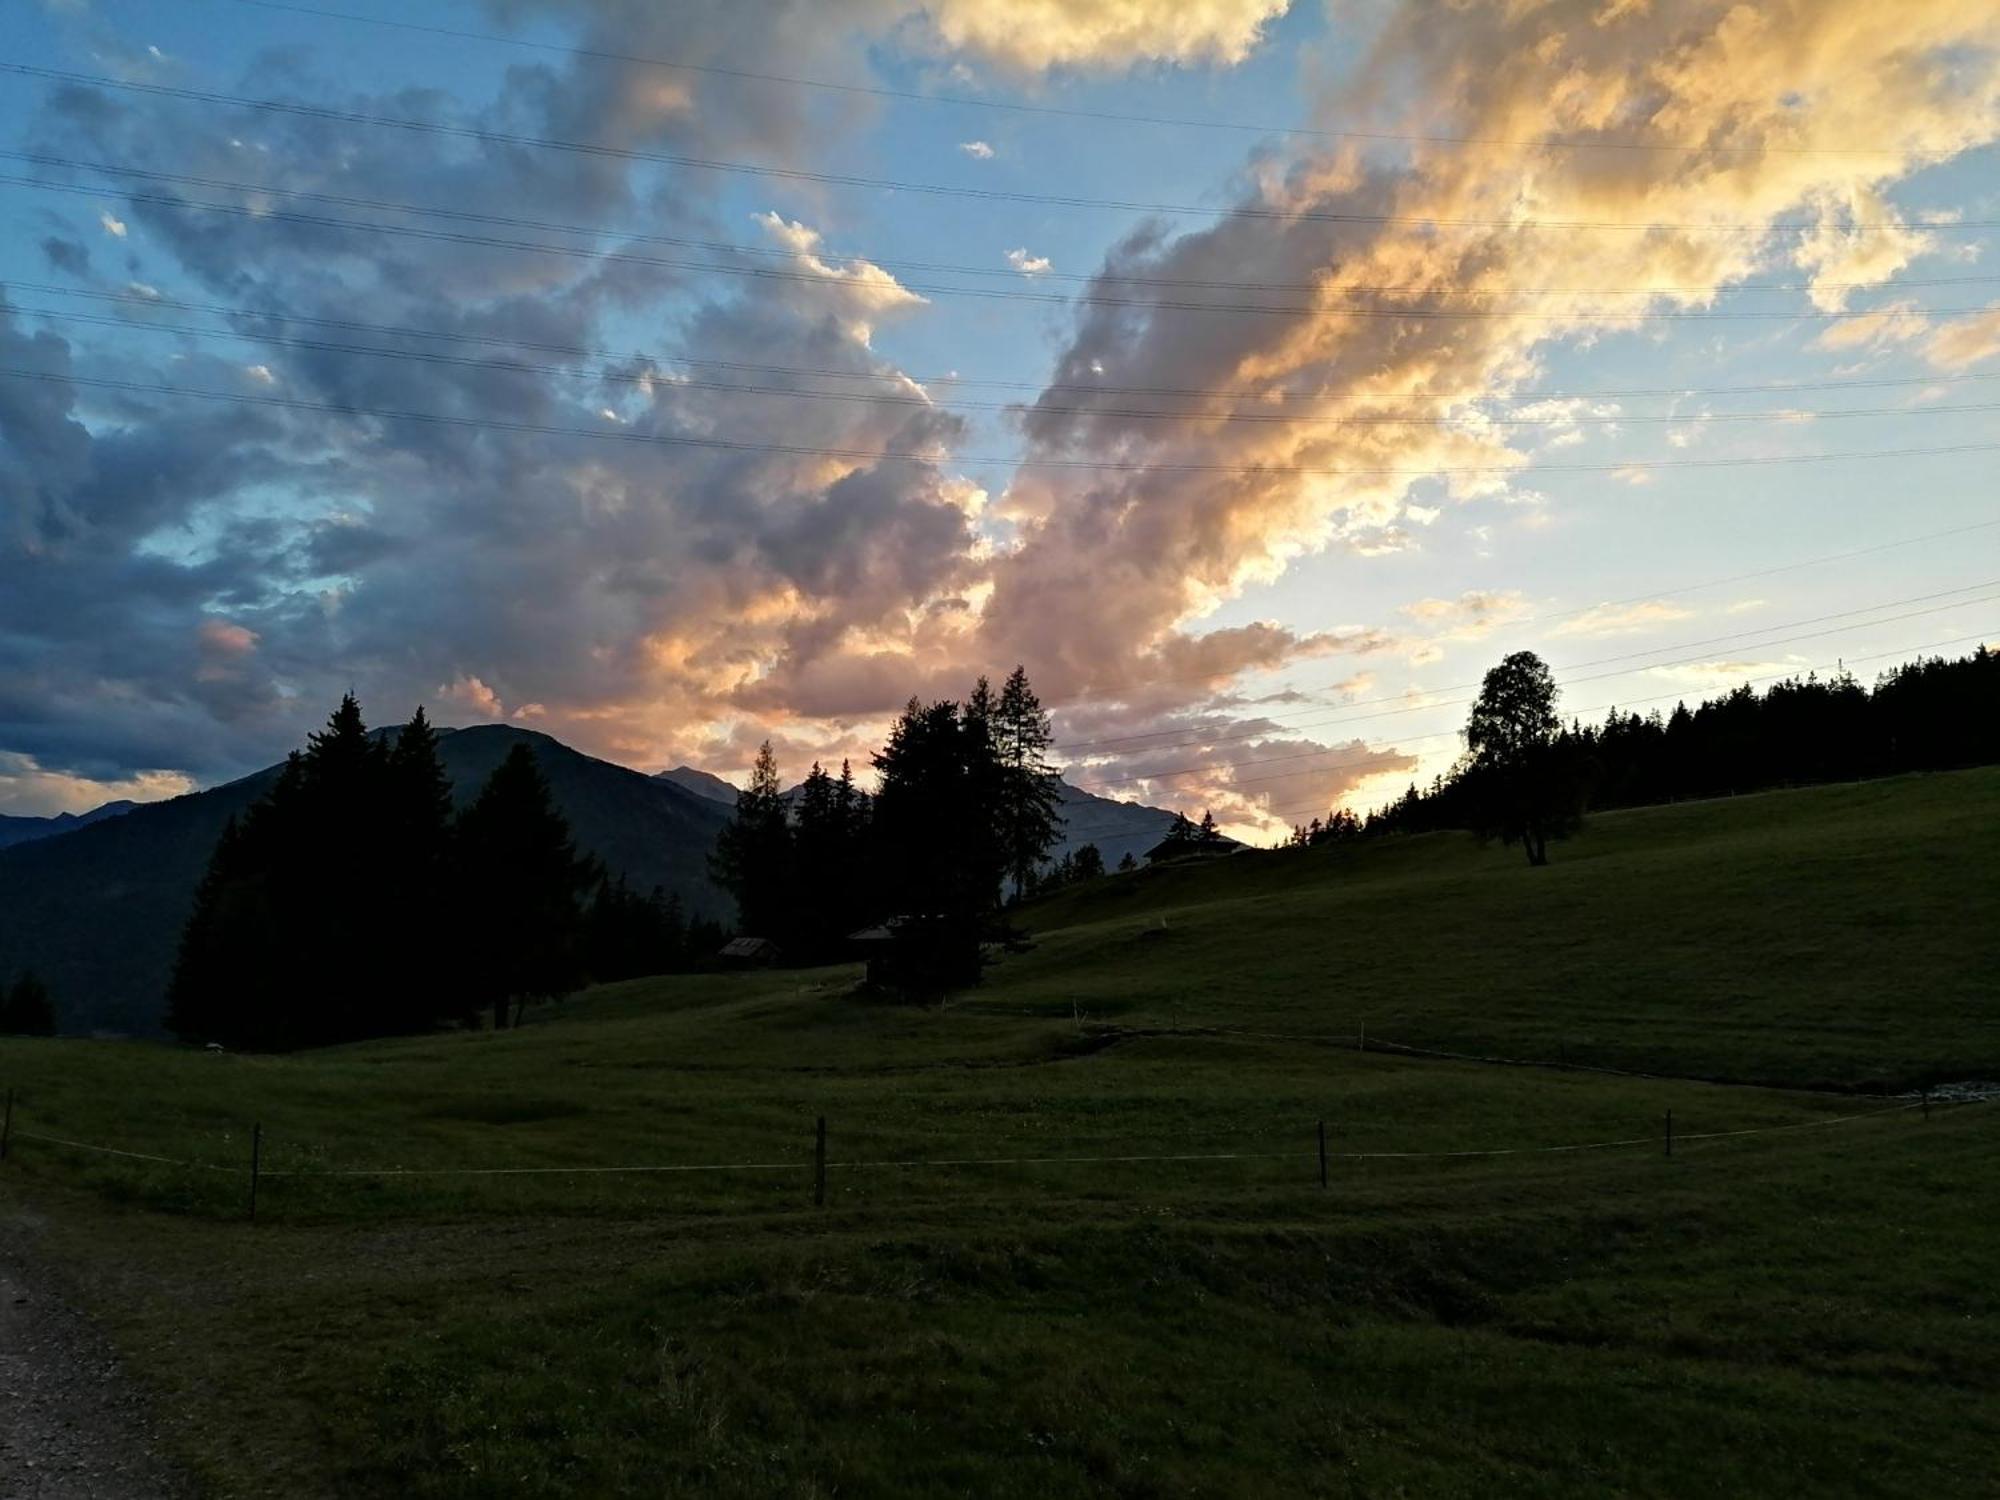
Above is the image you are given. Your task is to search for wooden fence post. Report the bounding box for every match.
[248,1122,263,1223]
[1317,1119,1327,1189]
[1,1088,13,1163]
[813,1115,827,1208]
[1664,1109,1674,1158]
[1922,1088,1932,1122]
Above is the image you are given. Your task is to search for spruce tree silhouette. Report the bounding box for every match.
[453,743,594,1030]
[994,666,1063,901]
[709,741,793,941]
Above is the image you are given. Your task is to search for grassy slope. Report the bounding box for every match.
[0,770,1995,1496]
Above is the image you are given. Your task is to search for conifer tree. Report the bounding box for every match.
[994,666,1063,900]
[709,741,794,939]
[453,743,593,1029]
[379,707,455,1031]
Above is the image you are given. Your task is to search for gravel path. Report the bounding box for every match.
[0,1218,190,1500]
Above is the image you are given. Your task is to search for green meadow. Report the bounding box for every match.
[1,769,1995,1496]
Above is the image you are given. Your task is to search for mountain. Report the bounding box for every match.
[1048,779,1181,870]
[0,798,138,851]
[655,764,740,805]
[0,726,730,1037]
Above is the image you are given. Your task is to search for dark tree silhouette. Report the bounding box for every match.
[870,698,998,991]
[994,666,1063,899]
[709,741,793,939]
[1464,651,1580,866]
[0,971,56,1036]
[1070,843,1105,881]
[454,743,594,1030]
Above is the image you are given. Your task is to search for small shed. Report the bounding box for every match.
[717,936,782,967]
[847,922,900,986]
[1142,833,1243,866]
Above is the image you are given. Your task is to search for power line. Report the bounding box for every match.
[13,165,1994,324]
[1060,590,2000,790]
[7,65,1989,235]
[211,0,1944,161]
[1051,632,1996,833]
[1050,520,2000,752]
[9,366,2000,479]
[12,149,1999,301]
[14,280,1998,410]
[24,304,2000,432]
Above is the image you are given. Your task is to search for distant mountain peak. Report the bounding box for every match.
[655,765,741,805]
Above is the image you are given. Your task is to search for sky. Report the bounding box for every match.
[2,0,1997,838]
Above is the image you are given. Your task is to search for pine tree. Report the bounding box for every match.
[994,666,1063,899]
[709,742,794,940]
[792,763,840,958]
[453,743,593,1029]
[165,813,246,1042]
[379,707,454,1032]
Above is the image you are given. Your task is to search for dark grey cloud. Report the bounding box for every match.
[3,1,991,796]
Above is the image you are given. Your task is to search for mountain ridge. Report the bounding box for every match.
[0,726,730,1036]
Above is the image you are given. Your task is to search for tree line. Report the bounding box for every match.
[710,666,1065,986]
[1292,646,2000,861]
[166,695,718,1050]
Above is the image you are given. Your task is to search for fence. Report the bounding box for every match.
[1,1080,1978,1224]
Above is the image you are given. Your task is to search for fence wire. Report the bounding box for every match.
[3,1094,1965,1186]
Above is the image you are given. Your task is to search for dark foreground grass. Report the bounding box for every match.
[0,770,1995,1496]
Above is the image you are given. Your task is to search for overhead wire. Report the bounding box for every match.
[11,162,1996,323]
[10,279,1999,409]
[1054,551,2000,753]
[211,0,1959,161]
[21,303,2000,431]
[1047,631,1997,837]
[7,366,2000,479]
[10,149,2000,301]
[1062,590,2000,791]
[6,64,1992,235]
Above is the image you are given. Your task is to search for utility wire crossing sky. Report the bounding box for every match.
[0,0,1996,833]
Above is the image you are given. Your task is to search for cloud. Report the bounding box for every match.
[0,751,196,819]
[438,675,506,720]
[97,209,127,238]
[1399,590,1532,638]
[1006,247,1053,276]
[975,0,2000,723]
[1924,303,2000,369]
[1548,600,1695,637]
[912,0,1289,72]
[958,140,995,159]
[8,0,2000,805]
[1813,299,1931,353]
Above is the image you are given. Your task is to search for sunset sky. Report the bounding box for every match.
[3,0,1998,836]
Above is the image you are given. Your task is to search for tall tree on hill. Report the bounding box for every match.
[871,698,993,989]
[994,666,1064,900]
[381,707,455,1030]
[292,693,394,1040]
[1464,651,1582,866]
[0,971,56,1036]
[794,761,873,959]
[164,812,248,1043]
[453,743,594,1029]
[709,741,794,939]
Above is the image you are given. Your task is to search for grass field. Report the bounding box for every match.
[1,770,1996,1496]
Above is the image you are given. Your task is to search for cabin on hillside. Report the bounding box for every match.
[717,936,782,967]
[1143,812,1245,866]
